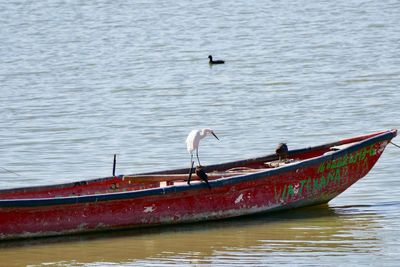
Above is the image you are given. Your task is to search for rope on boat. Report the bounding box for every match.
[390,141,400,149]
[0,167,21,176]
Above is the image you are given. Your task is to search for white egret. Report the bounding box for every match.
[186,128,219,166]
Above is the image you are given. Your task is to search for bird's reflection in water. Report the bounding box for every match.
[0,204,384,267]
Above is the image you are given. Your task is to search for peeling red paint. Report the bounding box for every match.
[0,130,397,240]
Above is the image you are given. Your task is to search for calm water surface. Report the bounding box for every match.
[0,0,399,266]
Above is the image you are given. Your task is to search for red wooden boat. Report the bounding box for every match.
[0,129,397,240]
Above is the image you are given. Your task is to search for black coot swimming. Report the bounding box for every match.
[208,55,224,64]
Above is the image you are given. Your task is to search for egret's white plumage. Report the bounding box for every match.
[186,128,219,166]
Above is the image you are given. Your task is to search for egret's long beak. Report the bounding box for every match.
[212,132,219,140]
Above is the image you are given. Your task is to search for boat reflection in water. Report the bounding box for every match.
[0,204,384,266]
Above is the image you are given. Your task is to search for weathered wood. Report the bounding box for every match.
[0,129,396,240]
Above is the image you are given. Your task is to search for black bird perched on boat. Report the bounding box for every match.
[195,166,211,189]
[208,55,225,64]
[275,143,288,161]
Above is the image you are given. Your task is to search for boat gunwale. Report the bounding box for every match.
[0,129,396,208]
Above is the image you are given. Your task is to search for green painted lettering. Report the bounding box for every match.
[327,171,336,184]
[274,186,286,202]
[318,163,325,173]
[288,184,294,198]
[282,185,287,200]
[299,180,307,196]
[320,175,327,189]
[313,178,320,192]
[306,178,312,193]
[331,159,338,169]
[335,168,341,183]
[337,157,344,168]
[326,160,332,170]
[369,145,376,156]
[342,155,349,166]
[349,154,355,164]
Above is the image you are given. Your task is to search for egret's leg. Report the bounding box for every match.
[196,149,201,166]
[187,154,194,185]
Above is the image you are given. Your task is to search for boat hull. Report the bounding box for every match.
[0,130,396,240]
